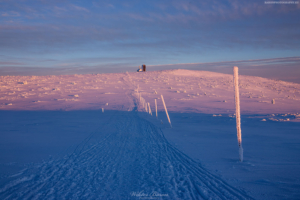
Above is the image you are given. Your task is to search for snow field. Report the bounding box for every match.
[1,69,299,117]
[0,110,252,199]
[0,69,300,199]
[160,113,300,199]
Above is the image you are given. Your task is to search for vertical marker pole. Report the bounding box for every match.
[161,95,172,127]
[155,99,158,118]
[148,103,152,115]
[147,102,149,114]
[233,66,243,162]
[102,108,104,113]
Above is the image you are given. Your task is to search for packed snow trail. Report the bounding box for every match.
[0,110,252,199]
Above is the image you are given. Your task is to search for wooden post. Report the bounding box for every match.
[139,94,141,105]
[148,102,152,115]
[161,94,171,127]
[233,66,243,162]
[155,99,158,118]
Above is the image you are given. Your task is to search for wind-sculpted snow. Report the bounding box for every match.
[0,111,251,199]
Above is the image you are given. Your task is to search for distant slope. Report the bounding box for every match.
[0,69,299,116]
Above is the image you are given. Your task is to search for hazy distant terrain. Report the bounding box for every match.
[1,57,300,84]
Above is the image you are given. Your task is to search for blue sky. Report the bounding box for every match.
[0,0,299,72]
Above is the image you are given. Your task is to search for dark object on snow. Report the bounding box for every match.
[272,99,275,104]
[137,66,142,72]
[137,64,146,72]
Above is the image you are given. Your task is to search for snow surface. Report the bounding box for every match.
[1,69,300,116]
[0,69,299,199]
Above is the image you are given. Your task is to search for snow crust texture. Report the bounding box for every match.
[0,111,251,200]
[0,69,299,117]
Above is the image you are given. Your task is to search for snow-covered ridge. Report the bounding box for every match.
[0,69,299,116]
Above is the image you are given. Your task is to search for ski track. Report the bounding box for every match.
[0,73,253,199]
[0,109,252,200]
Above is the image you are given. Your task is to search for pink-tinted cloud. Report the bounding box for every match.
[70,4,89,12]
[0,61,24,65]
[166,0,300,22]
[1,11,20,17]
[0,0,299,73]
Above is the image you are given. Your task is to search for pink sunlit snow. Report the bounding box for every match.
[0,69,300,199]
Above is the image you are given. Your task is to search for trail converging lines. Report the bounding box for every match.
[0,111,252,200]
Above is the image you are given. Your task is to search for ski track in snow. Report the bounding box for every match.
[0,110,252,200]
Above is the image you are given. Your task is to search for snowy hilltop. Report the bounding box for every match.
[0,69,299,117]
